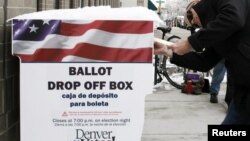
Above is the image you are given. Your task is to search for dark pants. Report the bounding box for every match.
[225,73,232,106]
[222,100,250,125]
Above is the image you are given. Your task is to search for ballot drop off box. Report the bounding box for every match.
[11,7,158,141]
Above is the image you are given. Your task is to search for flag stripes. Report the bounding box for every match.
[12,20,153,63]
[60,20,153,36]
[15,43,152,62]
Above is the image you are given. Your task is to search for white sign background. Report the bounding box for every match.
[20,63,153,141]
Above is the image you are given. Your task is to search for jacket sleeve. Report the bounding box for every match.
[189,0,248,51]
[170,47,221,72]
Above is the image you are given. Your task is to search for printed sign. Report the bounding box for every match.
[12,19,153,141]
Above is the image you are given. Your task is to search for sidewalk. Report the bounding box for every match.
[141,81,228,141]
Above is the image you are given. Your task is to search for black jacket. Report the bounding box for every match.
[171,0,250,112]
[189,0,250,86]
[189,0,250,55]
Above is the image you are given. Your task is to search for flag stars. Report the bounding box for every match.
[43,20,50,25]
[29,24,39,33]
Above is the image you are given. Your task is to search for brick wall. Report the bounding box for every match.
[0,0,121,141]
[0,0,36,140]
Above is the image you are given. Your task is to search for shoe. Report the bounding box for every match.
[210,93,218,103]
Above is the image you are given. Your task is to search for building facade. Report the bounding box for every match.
[0,0,120,141]
[120,0,147,7]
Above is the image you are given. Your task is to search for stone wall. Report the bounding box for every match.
[0,0,37,140]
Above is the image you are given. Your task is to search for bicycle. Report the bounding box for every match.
[154,27,185,89]
[154,26,214,91]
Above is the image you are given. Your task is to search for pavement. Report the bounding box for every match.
[141,27,228,141]
[141,81,227,141]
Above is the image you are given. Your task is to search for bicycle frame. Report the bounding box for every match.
[154,26,183,89]
[154,27,171,85]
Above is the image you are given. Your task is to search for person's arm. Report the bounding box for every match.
[153,41,220,71]
[170,47,221,72]
[189,0,248,51]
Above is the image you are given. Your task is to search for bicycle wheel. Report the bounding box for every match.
[167,35,181,42]
[154,54,169,85]
[161,35,185,89]
[162,56,185,89]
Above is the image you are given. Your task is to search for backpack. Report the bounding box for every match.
[181,73,205,95]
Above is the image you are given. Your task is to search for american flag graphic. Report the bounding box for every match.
[12,19,153,63]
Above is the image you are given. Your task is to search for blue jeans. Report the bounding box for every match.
[222,100,250,124]
[210,61,226,95]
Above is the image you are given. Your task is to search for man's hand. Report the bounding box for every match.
[168,39,192,55]
[154,41,173,58]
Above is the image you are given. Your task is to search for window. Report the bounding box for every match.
[70,0,75,8]
[55,0,61,9]
[37,0,43,11]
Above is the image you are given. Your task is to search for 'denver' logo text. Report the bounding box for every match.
[75,129,115,141]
